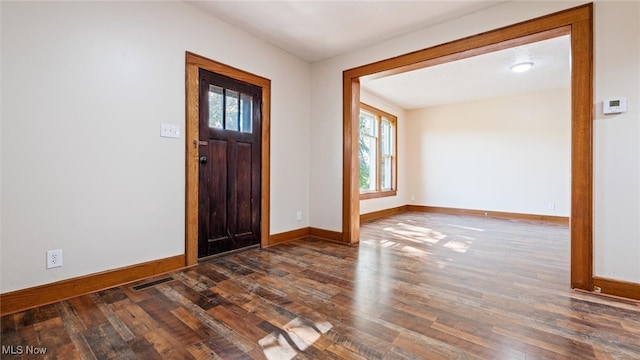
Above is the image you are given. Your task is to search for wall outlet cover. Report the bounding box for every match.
[46,249,63,269]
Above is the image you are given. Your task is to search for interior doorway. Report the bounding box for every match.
[342,4,593,291]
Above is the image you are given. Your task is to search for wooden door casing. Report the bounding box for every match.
[185,52,271,266]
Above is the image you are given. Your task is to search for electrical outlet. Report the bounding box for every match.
[46,249,63,269]
[296,211,303,221]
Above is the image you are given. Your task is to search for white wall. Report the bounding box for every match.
[407,88,571,217]
[310,1,640,284]
[0,1,311,293]
[593,2,640,283]
[359,90,409,215]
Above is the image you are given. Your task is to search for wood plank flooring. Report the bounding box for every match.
[2,212,639,359]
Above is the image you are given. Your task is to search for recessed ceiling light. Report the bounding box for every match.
[510,62,534,73]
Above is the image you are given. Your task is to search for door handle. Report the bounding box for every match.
[199,156,208,164]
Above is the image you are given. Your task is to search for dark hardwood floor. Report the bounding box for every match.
[2,212,639,359]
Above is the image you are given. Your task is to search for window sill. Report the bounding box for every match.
[360,190,397,200]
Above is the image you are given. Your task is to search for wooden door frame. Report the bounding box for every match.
[343,4,593,290]
[185,52,271,266]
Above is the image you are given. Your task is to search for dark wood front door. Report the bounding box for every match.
[198,68,261,258]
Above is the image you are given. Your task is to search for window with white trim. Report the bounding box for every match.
[359,103,397,199]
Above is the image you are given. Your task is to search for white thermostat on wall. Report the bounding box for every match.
[603,97,627,114]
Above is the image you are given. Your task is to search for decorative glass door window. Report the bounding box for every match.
[208,85,253,133]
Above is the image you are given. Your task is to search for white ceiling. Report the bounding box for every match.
[187,0,506,62]
[362,35,571,109]
[187,1,570,109]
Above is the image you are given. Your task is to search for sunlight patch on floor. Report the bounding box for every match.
[401,245,430,258]
[390,233,442,245]
[449,224,485,232]
[443,240,471,253]
[383,222,447,244]
[436,258,454,269]
[283,318,321,351]
[260,318,333,360]
[314,321,333,334]
[260,332,297,360]
[380,239,397,247]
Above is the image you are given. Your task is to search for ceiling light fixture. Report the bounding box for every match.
[510,62,534,73]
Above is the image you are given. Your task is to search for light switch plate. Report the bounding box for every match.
[160,123,180,138]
